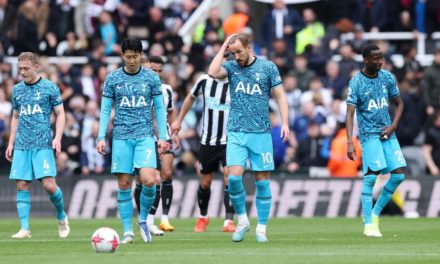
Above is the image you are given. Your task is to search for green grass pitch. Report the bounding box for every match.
[0,218,438,264]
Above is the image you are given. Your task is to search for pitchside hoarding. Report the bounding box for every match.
[0,173,439,218]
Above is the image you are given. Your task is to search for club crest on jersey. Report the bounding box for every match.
[120,96,147,108]
[20,104,43,115]
[35,91,41,100]
[367,97,388,111]
[235,81,262,95]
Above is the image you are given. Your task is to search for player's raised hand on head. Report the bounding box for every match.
[280,124,290,143]
[97,140,106,155]
[5,145,13,162]
[52,138,61,154]
[347,142,356,161]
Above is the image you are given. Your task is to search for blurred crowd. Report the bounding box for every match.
[0,0,440,178]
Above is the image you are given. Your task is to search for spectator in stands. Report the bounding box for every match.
[0,0,17,54]
[268,39,293,75]
[260,0,303,57]
[301,77,333,111]
[148,6,167,45]
[193,7,224,45]
[424,0,440,36]
[423,111,440,176]
[62,112,81,170]
[0,87,11,147]
[284,75,302,127]
[270,108,289,169]
[359,0,388,32]
[81,120,104,176]
[117,0,152,39]
[56,151,72,177]
[288,55,315,92]
[321,60,346,99]
[177,0,198,23]
[98,11,120,56]
[296,8,325,55]
[423,49,440,115]
[13,0,39,54]
[323,0,361,25]
[46,0,75,53]
[222,0,250,37]
[347,23,367,55]
[338,43,359,83]
[78,64,100,103]
[292,101,326,142]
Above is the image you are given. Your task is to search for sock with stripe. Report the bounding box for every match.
[224,186,235,220]
[17,190,31,230]
[255,180,271,225]
[117,189,133,233]
[49,187,66,221]
[373,173,405,217]
[161,180,173,216]
[197,185,211,217]
[362,175,376,224]
[140,185,156,222]
[228,175,247,224]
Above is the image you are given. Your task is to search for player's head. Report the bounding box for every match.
[148,56,164,76]
[228,34,252,67]
[120,38,143,73]
[17,52,40,84]
[362,44,383,73]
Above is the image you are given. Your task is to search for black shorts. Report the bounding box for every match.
[198,144,226,174]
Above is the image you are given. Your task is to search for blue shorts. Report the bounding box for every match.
[112,137,157,174]
[361,137,407,174]
[9,149,56,181]
[226,132,274,171]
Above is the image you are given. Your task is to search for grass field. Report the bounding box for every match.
[0,217,439,264]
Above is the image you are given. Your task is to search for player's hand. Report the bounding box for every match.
[5,144,13,162]
[223,34,238,48]
[171,121,181,135]
[52,137,61,154]
[172,133,180,150]
[157,140,170,158]
[380,125,395,140]
[97,140,106,155]
[280,124,290,143]
[347,142,356,161]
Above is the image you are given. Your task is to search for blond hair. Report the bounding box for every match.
[229,34,250,48]
[18,52,39,65]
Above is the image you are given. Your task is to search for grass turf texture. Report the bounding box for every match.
[0,218,438,264]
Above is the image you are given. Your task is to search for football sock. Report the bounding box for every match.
[134,183,141,214]
[362,175,376,225]
[228,175,247,217]
[49,187,66,221]
[140,185,156,222]
[161,180,173,216]
[255,180,271,225]
[197,185,211,217]
[117,189,133,233]
[224,186,235,220]
[17,190,31,230]
[256,224,266,234]
[148,184,161,215]
[373,173,405,217]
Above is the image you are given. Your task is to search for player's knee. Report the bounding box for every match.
[141,178,155,187]
[161,168,173,180]
[16,181,30,191]
[42,181,57,193]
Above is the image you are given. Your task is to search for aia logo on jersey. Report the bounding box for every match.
[235,81,262,95]
[19,104,43,115]
[367,97,388,111]
[120,96,147,108]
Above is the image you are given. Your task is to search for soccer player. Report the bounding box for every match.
[171,74,237,233]
[97,39,170,244]
[208,34,290,243]
[6,52,70,239]
[346,44,406,237]
[133,56,177,236]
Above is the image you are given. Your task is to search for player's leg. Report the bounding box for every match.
[194,170,213,232]
[227,132,249,242]
[159,151,175,231]
[372,138,406,234]
[10,149,33,238]
[220,146,236,232]
[134,175,142,214]
[35,149,69,238]
[112,139,136,243]
[148,171,163,236]
[134,137,158,243]
[360,138,387,237]
[248,133,274,243]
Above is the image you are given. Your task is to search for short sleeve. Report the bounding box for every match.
[222,61,232,77]
[269,62,283,89]
[12,89,18,110]
[190,75,206,98]
[346,78,359,106]
[103,73,115,98]
[50,84,63,107]
[388,73,400,99]
[150,74,163,96]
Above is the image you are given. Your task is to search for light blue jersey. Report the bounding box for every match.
[103,67,162,139]
[346,69,400,144]
[12,77,63,150]
[223,57,282,133]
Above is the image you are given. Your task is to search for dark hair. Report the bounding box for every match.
[229,34,250,48]
[148,56,164,65]
[121,38,143,53]
[362,44,380,58]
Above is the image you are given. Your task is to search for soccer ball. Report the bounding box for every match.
[91,227,120,253]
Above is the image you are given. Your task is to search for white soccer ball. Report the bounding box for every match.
[91,227,120,253]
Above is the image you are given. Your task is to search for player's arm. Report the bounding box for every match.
[272,86,290,142]
[381,95,404,138]
[5,110,19,162]
[208,35,236,79]
[171,93,195,134]
[346,104,356,161]
[153,94,170,154]
[52,104,65,154]
[97,96,113,154]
